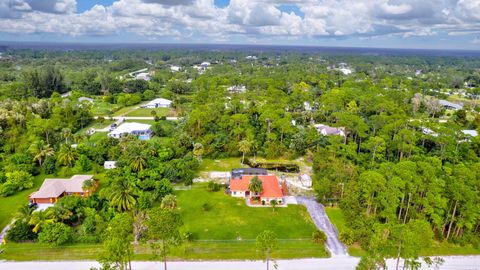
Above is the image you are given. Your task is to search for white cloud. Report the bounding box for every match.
[0,0,479,44]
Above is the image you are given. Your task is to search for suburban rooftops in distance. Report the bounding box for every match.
[231,168,268,179]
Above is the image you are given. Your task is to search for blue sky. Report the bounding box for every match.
[1,0,480,50]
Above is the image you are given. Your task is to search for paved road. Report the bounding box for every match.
[296,196,348,256]
[1,257,480,270]
[93,116,179,121]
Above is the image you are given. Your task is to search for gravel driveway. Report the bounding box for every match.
[296,196,348,256]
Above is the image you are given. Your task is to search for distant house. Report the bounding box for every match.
[170,65,181,72]
[227,85,246,93]
[246,55,257,60]
[78,97,94,103]
[140,98,172,108]
[304,101,312,111]
[135,72,151,81]
[108,122,152,140]
[231,168,268,180]
[104,161,117,170]
[29,175,94,204]
[462,130,478,138]
[314,124,346,137]
[230,175,284,205]
[200,62,211,68]
[439,100,463,110]
[421,127,438,137]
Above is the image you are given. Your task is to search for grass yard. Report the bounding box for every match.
[124,107,170,117]
[177,185,318,240]
[325,207,347,234]
[199,158,247,171]
[0,174,47,231]
[0,239,326,261]
[1,184,328,261]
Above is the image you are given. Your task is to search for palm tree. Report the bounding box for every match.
[29,210,56,233]
[15,205,34,223]
[248,176,263,201]
[57,144,79,167]
[107,178,137,212]
[129,154,146,172]
[30,141,54,166]
[238,139,253,164]
[270,200,278,212]
[62,128,72,144]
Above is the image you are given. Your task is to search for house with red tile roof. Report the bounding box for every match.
[230,175,285,205]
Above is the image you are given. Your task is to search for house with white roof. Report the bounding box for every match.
[439,100,463,110]
[314,124,346,137]
[140,98,172,108]
[108,122,152,140]
[104,161,117,170]
[135,73,151,81]
[170,65,181,72]
[462,130,478,138]
[227,85,246,93]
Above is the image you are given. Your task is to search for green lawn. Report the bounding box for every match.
[0,239,326,261]
[124,107,170,117]
[325,207,347,234]
[91,100,122,116]
[1,184,328,261]
[177,184,321,241]
[0,174,47,231]
[199,158,247,171]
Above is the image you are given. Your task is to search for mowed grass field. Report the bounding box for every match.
[1,184,328,260]
[124,107,170,117]
[0,174,47,231]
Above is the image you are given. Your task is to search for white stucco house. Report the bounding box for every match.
[135,73,151,81]
[108,122,152,140]
[140,98,172,108]
[104,161,117,170]
[314,124,346,137]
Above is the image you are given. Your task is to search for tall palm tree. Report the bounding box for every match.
[15,205,35,223]
[107,178,137,212]
[129,154,146,172]
[62,128,72,144]
[29,209,56,233]
[57,144,78,167]
[238,139,253,164]
[30,141,54,166]
[248,176,263,200]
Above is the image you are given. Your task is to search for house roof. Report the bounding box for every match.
[145,98,172,106]
[462,130,478,137]
[231,168,268,179]
[108,122,151,136]
[30,175,93,199]
[439,100,463,110]
[230,175,284,198]
[314,124,345,136]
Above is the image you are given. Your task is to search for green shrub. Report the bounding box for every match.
[6,220,37,242]
[38,223,73,247]
[312,229,327,245]
[206,181,222,192]
[339,229,355,245]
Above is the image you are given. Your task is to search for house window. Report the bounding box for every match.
[233,191,236,195]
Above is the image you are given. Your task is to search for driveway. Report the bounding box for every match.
[296,196,348,256]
